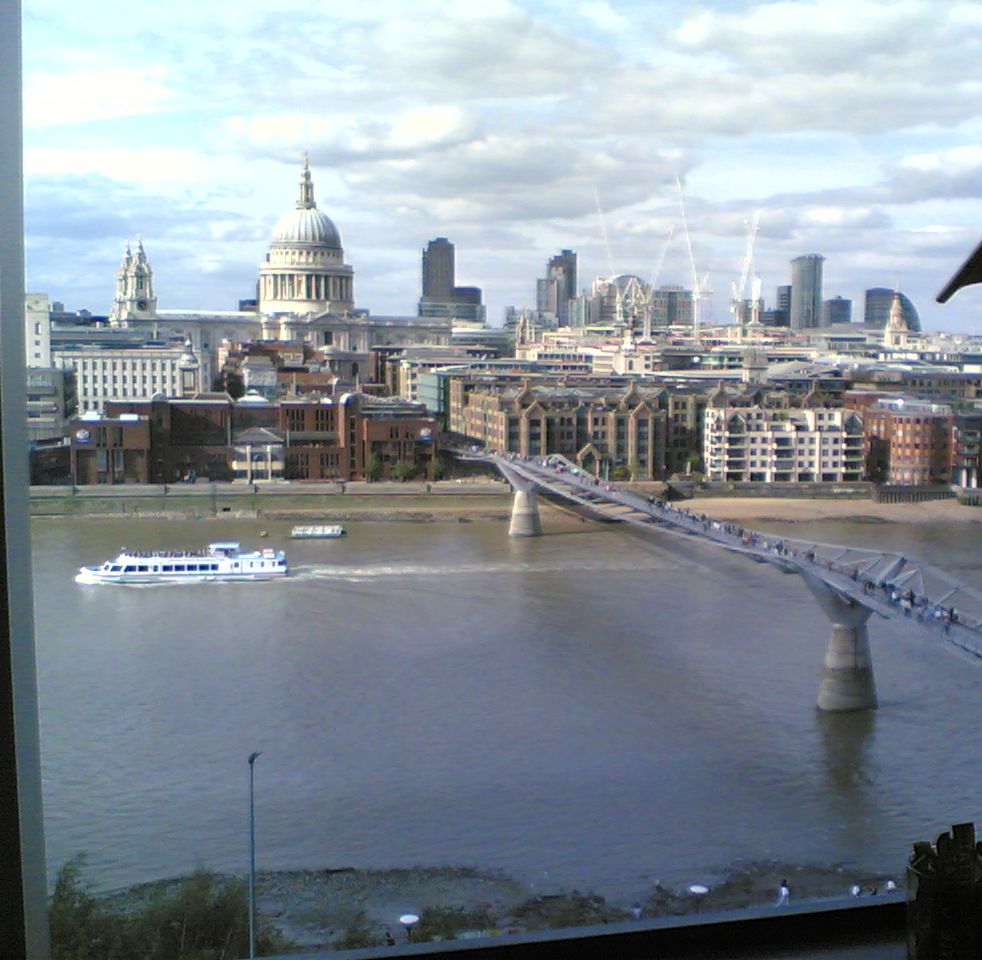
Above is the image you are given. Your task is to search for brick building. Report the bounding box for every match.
[460,382,668,478]
[861,397,955,485]
[63,392,437,484]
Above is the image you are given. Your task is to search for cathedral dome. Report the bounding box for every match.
[271,206,341,247]
[258,156,355,318]
[269,156,342,249]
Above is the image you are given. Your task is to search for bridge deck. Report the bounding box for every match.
[479,453,982,660]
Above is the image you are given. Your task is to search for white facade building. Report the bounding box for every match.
[55,339,200,413]
[704,396,864,483]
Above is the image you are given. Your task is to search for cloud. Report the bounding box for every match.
[25,66,180,128]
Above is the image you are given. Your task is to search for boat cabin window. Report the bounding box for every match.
[137,566,148,573]
[162,566,173,573]
[123,566,135,573]
[110,565,122,573]
[175,564,186,572]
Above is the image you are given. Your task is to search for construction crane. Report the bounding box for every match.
[593,186,617,283]
[676,175,710,342]
[730,211,761,325]
[644,223,675,339]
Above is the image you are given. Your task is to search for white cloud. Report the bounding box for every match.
[25,66,179,128]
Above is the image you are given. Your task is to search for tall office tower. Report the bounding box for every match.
[546,249,577,326]
[789,254,824,329]
[822,296,852,325]
[421,237,455,299]
[537,277,559,318]
[864,288,921,332]
[765,285,791,326]
[419,237,486,322]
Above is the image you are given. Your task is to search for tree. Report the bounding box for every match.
[611,465,632,482]
[392,459,417,482]
[213,369,245,399]
[363,452,382,482]
[426,454,446,482]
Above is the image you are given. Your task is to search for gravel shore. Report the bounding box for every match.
[103,859,903,951]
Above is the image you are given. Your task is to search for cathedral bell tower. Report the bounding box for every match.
[884,291,908,348]
[110,236,158,326]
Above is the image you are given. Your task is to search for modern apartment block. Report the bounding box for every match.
[703,389,864,482]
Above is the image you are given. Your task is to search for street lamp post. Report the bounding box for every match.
[399,913,419,942]
[248,751,262,959]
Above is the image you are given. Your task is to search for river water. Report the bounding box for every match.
[31,512,982,903]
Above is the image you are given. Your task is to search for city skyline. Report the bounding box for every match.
[22,0,982,332]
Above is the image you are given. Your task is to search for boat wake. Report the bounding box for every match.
[289,558,674,582]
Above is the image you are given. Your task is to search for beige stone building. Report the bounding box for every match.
[703,387,864,483]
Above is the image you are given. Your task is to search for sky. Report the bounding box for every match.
[21,0,982,333]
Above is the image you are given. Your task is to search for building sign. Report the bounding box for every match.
[74,429,91,444]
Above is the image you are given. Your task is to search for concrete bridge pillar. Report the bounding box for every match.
[494,460,543,537]
[802,574,877,712]
[509,487,542,537]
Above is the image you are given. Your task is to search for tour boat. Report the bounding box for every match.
[75,541,288,584]
[289,524,346,539]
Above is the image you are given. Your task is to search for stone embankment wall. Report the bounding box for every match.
[29,479,511,520]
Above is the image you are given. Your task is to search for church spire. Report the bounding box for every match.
[297,153,316,210]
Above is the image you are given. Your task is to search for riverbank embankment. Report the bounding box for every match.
[32,479,982,526]
[29,479,517,522]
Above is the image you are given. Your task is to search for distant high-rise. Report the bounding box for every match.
[864,288,921,332]
[421,237,455,300]
[546,249,577,326]
[790,255,824,329]
[418,237,485,323]
[765,285,791,327]
[822,296,852,325]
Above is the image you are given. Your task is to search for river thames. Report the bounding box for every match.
[31,511,982,904]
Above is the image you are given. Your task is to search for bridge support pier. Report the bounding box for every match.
[802,574,877,712]
[509,487,542,537]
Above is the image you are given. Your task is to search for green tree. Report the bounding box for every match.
[363,452,382,482]
[50,855,130,960]
[426,454,446,482]
[212,369,245,400]
[392,459,417,482]
[611,465,632,482]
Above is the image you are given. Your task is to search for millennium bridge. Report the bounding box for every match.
[461,451,982,713]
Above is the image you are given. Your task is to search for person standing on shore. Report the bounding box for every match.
[777,880,790,906]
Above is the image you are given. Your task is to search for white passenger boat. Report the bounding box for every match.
[289,524,346,539]
[75,541,288,584]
